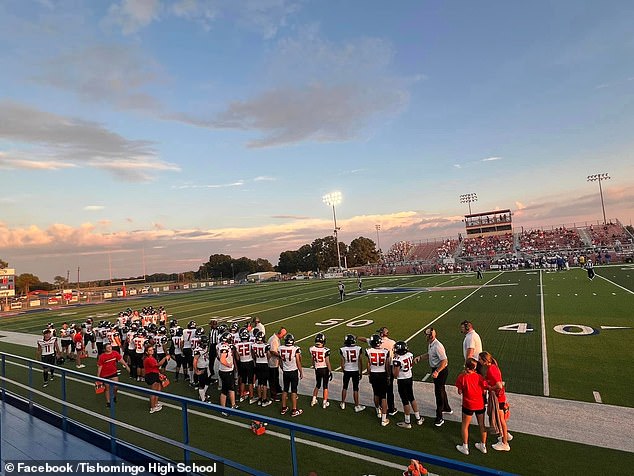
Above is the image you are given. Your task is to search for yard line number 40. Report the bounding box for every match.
[498,323,629,335]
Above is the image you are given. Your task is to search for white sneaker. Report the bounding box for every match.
[340,402,346,410]
[150,405,162,414]
[249,397,259,405]
[261,399,272,408]
[376,409,382,418]
[498,432,514,442]
[322,401,330,409]
[381,419,390,427]
[475,442,487,454]
[456,444,469,455]
[76,364,86,369]
[354,405,366,413]
[416,417,424,425]
[492,441,510,452]
[311,397,318,407]
[397,421,412,429]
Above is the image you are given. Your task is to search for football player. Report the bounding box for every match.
[193,335,211,402]
[235,329,257,404]
[83,318,96,355]
[251,331,272,407]
[182,321,197,383]
[279,333,303,417]
[366,334,391,426]
[132,330,147,382]
[392,341,424,428]
[309,333,332,409]
[171,327,185,382]
[339,334,365,412]
[37,329,61,387]
[59,322,73,359]
[217,332,238,412]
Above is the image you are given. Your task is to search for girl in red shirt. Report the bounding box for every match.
[144,345,170,413]
[455,358,488,455]
[480,351,511,451]
[97,343,130,407]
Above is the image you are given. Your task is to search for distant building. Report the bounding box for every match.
[246,272,281,283]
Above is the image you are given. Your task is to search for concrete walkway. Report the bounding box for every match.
[2,330,632,453]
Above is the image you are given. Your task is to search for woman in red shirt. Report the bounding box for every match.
[97,342,130,407]
[454,357,488,455]
[479,351,511,451]
[144,345,170,413]
[73,325,86,368]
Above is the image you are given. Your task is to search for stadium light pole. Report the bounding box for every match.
[587,173,610,225]
[322,191,343,270]
[375,224,382,256]
[459,193,478,215]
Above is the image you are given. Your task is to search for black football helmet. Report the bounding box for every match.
[239,329,250,342]
[195,326,205,337]
[314,333,326,345]
[56,356,65,365]
[187,320,197,329]
[198,335,209,347]
[344,334,356,346]
[219,332,232,344]
[394,341,408,355]
[284,333,295,346]
[255,332,265,344]
[217,324,228,334]
[230,323,239,333]
[175,327,183,337]
[369,334,382,349]
[169,319,178,328]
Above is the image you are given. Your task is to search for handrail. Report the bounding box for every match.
[0,352,514,476]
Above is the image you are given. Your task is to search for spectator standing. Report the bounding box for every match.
[454,358,488,455]
[479,351,512,451]
[338,281,345,301]
[421,328,452,426]
[144,345,170,413]
[73,325,86,368]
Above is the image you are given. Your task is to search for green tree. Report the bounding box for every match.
[0,258,8,269]
[16,273,42,295]
[347,236,379,267]
[277,250,300,274]
[53,275,68,289]
[297,244,317,272]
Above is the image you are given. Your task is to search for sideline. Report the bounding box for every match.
[539,270,550,396]
[1,332,633,454]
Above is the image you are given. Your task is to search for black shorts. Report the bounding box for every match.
[314,367,330,390]
[238,360,255,383]
[145,373,160,385]
[156,353,166,367]
[102,373,118,380]
[41,354,56,368]
[282,370,299,394]
[255,363,269,386]
[173,353,184,367]
[369,372,388,400]
[182,348,194,366]
[342,370,360,391]
[462,406,486,416]
[197,369,209,388]
[84,333,95,344]
[133,353,144,368]
[397,377,415,405]
[96,342,104,354]
[219,370,235,395]
[61,339,72,348]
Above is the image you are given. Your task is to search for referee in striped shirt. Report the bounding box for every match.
[208,320,220,382]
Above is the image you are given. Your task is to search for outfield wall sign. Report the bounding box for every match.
[0,268,16,297]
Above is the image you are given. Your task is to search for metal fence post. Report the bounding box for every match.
[109,383,117,455]
[1,354,6,402]
[181,401,189,463]
[61,370,67,433]
[28,361,33,414]
[290,428,298,476]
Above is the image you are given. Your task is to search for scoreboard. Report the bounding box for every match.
[0,268,16,297]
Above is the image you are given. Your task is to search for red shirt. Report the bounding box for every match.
[73,332,83,349]
[97,351,122,378]
[144,355,159,375]
[455,371,487,411]
[485,364,506,403]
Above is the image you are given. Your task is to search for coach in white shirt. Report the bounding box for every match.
[460,320,482,362]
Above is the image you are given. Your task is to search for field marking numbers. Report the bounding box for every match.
[540,270,550,397]
[593,391,602,403]
[421,373,430,382]
[498,323,533,333]
[553,325,594,335]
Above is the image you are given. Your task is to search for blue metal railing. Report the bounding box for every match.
[0,352,514,476]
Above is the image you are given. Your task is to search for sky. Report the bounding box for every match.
[1,0,633,282]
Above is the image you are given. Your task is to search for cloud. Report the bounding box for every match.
[32,44,165,112]
[172,180,245,190]
[253,175,276,182]
[105,0,162,35]
[84,205,105,211]
[0,101,179,181]
[482,156,502,162]
[271,215,312,220]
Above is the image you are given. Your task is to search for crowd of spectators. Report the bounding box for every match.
[460,234,514,258]
[384,241,413,263]
[587,223,632,248]
[518,227,583,252]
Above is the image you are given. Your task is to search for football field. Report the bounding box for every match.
[0,266,633,475]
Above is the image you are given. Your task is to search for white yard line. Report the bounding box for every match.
[540,270,550,397]
[596,274,634,295]
[405,272,503,343]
